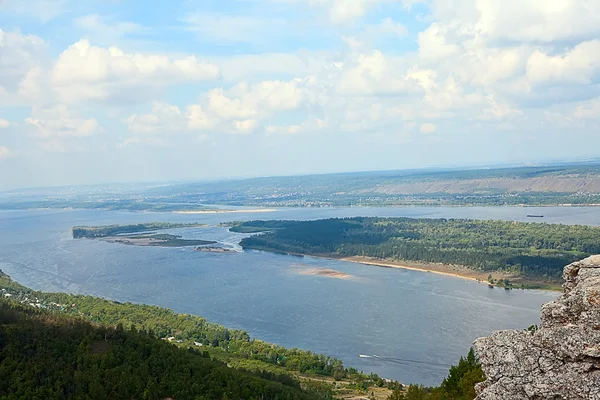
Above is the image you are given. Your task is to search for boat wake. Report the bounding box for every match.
[358,354,448,368]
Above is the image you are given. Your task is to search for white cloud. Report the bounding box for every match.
[0,29,46,105]
[123,76,323,137]
[0,146,15,159]
[0,119,10,128]
[125,102,185,135]
[25,105,99,138]
[266,118,328,134]
[337,51,422,96]
[420,123,437,134]
[367,18,409,37]
[428,0,600,44]
[52,39,220,103]
[526,40,600,85]
[207,77,322,120]
[233,119,258,134]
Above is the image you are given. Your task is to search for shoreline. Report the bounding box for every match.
[174,209,277,214]
[296,254,562,291]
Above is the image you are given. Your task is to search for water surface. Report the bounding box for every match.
[0,206,581,385]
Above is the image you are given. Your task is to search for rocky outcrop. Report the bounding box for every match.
[474,255,600,400]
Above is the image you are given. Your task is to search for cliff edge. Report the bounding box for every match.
[474,255,600,399]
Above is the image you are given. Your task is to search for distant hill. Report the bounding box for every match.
[2,162,600,209]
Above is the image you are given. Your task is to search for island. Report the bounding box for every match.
[231,217,600,290]
[73,223,217,247]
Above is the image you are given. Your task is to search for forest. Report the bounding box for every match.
[235,217,600,280]
[0,300,317,400]
[72,222,205,238]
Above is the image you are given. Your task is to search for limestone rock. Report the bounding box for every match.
[474,256,600,400]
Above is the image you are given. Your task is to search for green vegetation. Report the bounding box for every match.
[388,349,484,400]
[0,300,318,400]
[0,272,396,397]
[72,223,217,247]
[237,217,600,280]
[72,222,206,238]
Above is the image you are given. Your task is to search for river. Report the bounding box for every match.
[1,206,593,385]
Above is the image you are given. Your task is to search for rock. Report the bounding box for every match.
[474,256,600,400]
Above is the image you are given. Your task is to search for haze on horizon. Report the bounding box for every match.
[1,0,599,190]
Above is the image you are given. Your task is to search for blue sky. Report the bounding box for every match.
[0,0,599,189]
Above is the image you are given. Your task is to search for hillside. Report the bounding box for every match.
[3,163,600,210]
[0,301,316,399]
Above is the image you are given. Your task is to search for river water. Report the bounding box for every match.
[2,206,594,385]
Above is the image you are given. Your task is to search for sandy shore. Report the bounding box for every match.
[102,237,164,246]
[174,209,277,214]
[338,256,486,284]
[294,266,355,280]
[331,256,562,290]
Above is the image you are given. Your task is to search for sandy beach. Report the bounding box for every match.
[334,256,562,290]
[293,266,355,280]
[340,256,486,283]
[174,209,277,214]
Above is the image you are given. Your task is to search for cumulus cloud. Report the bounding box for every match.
[25,105,99,138]
[51,40,220,103]
[0,29,46,105]
[123,76,323,137]
[337,51,422,96]
[526,41,600,85]
[0,119,10,128]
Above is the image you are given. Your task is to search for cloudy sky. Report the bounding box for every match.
[0,0,599,189]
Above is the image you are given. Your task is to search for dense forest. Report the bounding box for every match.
[0,300,316,400]
[72,223,205,239]
[0,271,488,399]
[235,218,600,280]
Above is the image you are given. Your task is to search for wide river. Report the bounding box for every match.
[2,206,598,385]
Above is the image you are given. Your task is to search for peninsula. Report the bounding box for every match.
[72,222,217,247]
[232,217,600,289]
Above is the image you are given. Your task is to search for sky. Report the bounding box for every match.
[0,0,599,189]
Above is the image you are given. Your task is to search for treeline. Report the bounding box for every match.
[388,349,484,400]
[237,218,600,279]
[0,300,318,400]
[72,222,204,238]
[0,274,386,387]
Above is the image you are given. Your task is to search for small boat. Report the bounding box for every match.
[488,284,494,289]
[527,215,544,218]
